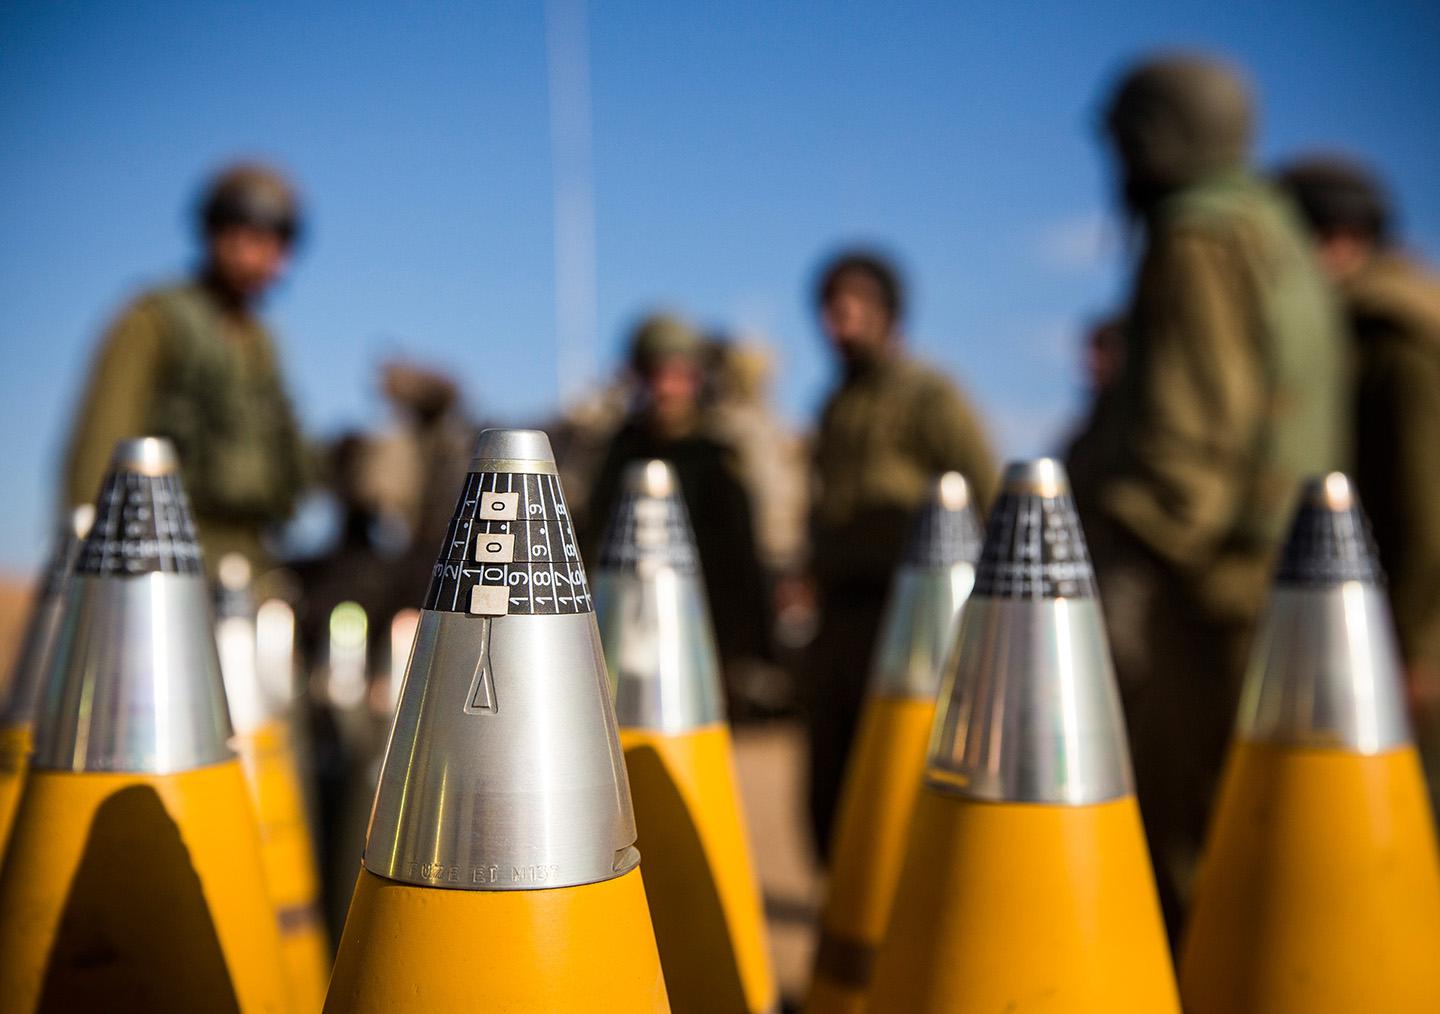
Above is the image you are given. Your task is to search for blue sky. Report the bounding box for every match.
[2,1,1438,572]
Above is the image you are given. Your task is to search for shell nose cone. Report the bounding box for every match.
[595,462,723,732]
[35,442,231,774]
[110,436,178,476]
[925,456,1128,804]
[1000,457,1069,498]
[471,428,555,468]
[1240,473,1407,751]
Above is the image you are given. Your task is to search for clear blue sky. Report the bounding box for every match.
[2,1,1438,572]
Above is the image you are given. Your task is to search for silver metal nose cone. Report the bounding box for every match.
[0,506,95,729]
[593,459,724,733]
[926,458,1133,805]
[870,473,982,699]
[469,427,558,475]
[110,435,179,476]
[365,428,639,891]
[1238,474,1409,752]
[31,439,232,774]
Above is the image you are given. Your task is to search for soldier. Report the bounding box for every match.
[704,337,809,580]
[703,337,811,717]
[1278,155,1440,806]
[584,313,775,707]
[805,249,997,861]
[376,360,478,603]
[1063,315,1126,528]
[63,163,310,573]
[1083,55,1348,937]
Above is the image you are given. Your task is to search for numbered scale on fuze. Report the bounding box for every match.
[425,470,591,617]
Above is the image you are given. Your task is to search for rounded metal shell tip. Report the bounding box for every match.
[71,504,96,540]
[1001,458,1069,498]
[622,459,679,499]
[1304,472,1355,512]
[936,471,971,511]
[110,436,178,476]
[471,428,555,466]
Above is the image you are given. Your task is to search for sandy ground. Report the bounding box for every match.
[733,720,822,1009]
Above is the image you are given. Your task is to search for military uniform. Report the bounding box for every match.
[1346,253,1440,677]
[64,280,309,573]
[1082,58,1351,937]
[1343,251,1440,815]
[807,351,996,859]
[1084,172,1348,934]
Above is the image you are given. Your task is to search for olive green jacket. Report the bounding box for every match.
[1093,171,1349,622]
[811,352,997,590]
[1348,252,1440,673]
[63,281,309,570]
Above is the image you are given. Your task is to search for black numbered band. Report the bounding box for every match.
[598,489,699,573]
[903,498,983,569]
[972,491,1096,600]
[424,471,593,616]
[77,471,203,577]
[1275,500,1382,587]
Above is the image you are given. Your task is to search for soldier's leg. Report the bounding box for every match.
[806,591,886,864]
[1101,557,1189,942]
[1125,585,1248,948]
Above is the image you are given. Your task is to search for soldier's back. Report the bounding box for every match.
[1120,173,1348,583]
[1348,253,1440,671]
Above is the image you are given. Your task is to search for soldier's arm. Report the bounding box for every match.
[1103,228,1264,572]
[62,299,166,507]
[917,377,1000,512]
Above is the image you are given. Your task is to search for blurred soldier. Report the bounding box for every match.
[63,163,309,573]
[1279,155,1440,802]
[1085,55,1348,936]
[585,314,774,701]
[705,338,809,578]
[1064,315,1126,527]
[376,361,476,602]
[705,337,810,716]
[552,376,635,525]
[805,250,997,861]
